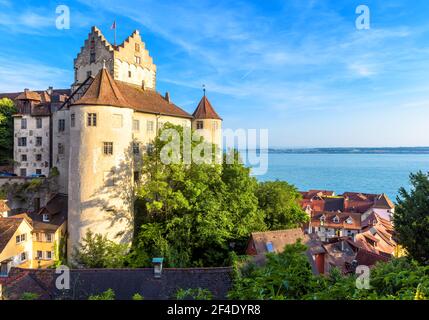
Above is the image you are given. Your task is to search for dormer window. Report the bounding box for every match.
[333,215,340,223]
[346,217,353,225]
[42,214,50,222]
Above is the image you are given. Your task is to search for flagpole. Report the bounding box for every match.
[114,21,116,46]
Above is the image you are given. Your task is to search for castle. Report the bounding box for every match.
[9,26,222,261]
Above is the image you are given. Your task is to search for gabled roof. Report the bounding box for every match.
[15,90,41,101]
[374,193,395,209]
[71,68,193,119]
[248,228,308,255]
[0,218,24,252]
[192,95,222,120]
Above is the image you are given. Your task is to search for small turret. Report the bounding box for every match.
[191,93,222,146]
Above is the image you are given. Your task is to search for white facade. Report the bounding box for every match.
[13,115,50,177]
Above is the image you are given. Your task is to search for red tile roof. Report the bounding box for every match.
[311,211,362,230]
[192,95,222,120]
[72,68,193,119]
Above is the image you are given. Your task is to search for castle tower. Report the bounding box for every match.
[191,94,222,146]
[73,27,156,92]
[67,67,134,261]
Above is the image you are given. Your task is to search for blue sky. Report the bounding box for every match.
[1,0,429,147]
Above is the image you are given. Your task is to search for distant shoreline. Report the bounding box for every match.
[239,147,429,154]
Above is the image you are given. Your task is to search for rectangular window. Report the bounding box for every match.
[20,252,27,262]
[133,119,140,131]
[58,143,64,155]
[21,118,27,129]
[36,154,42,161]
[112,114,123,128]
[87,113,97,127]
[16,234,26,244]
[18,137,27,146]
[37,250,43,259]
[147,120,154,133]
[128,71,132,78]
[103,142,113,155]
[135,43,140,52]
[35,169,42,175]
[58,119,65,132]
[133,142,140,155]
[20,168,27,177]
[46,233,53,242]
[36,137,42,146]
[90,52,96,63]
[135,56,141,64]
[42,214,50,222]
[196,121,204,129]
[46,251,53,260]
[36,118,42,128]
[134,171,140,182]
[71,114,75,127]
[21,154,27,162]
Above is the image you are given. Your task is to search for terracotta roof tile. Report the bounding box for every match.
[192,96,222,120]
[71,68,193,119]
[15,90,41,101]
[0,218,23,252]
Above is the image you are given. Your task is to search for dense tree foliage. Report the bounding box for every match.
[394,171,429,265]
[128,123,265,267]
[228,242,314,299]
[73,230,128,268]
[257,181,308,230]
[229,243,429,300]
[0,98,16,165]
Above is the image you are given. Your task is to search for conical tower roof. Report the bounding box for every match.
[192,95,222,120]
[72,67,129,108]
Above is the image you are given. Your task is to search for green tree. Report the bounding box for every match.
[394,171,429,265]
[20,292,39,300]
[0,98,16,165]
[175,288,213,300]
[73,230,128,268]
[88,289,115,300]
[132,293,144,300]
[228,241,314,300]
[257,181,308,230]
[129,123,265,268]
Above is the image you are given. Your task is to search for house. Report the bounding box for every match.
[0,200,10,217]
[308,211,361,241]
[0,266,233,300]
[0,194,67,270]
[10,194,67,268]
[246,228,326,275]
[0,217,33,272]
[355,212,397,257]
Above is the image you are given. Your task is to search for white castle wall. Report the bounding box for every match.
[67,105,134,262]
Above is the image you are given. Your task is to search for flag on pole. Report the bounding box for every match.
[111,21,117,46]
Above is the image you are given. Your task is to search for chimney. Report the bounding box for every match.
[141,80,146,90]
[24,88,29,93]
[165,92,170,103]
[47,86,53,95]
[152,257,164,278]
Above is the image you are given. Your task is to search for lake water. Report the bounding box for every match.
[249,153,429,201]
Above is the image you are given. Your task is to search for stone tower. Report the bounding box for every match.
[67,67,135,261]
[191,95,222,146]
[73,26,156,91]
